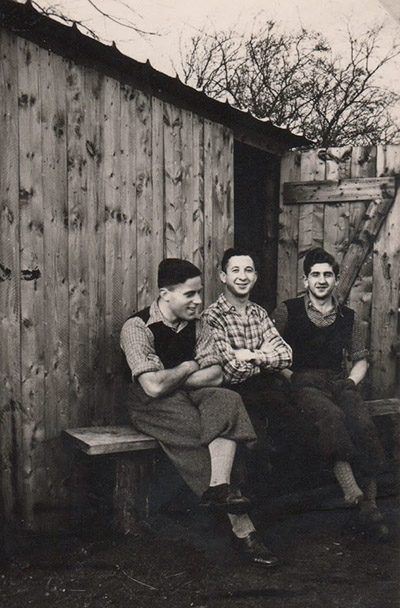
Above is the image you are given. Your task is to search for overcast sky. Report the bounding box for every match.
[35,0,400,85]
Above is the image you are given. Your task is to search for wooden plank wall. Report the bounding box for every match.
[0,29,233,529]
[278,146,400,400]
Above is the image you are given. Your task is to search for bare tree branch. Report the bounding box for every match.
[85,0,159,37]
[32,0,160,40]
[179,22,400,146]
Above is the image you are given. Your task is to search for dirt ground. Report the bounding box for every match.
[0,491,399,608]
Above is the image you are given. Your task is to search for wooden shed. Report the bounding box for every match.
[0,0,310,530]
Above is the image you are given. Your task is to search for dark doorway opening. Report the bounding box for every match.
[234,141,281,312]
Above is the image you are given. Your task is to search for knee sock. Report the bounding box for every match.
[333,461,364,505]
[228,513,256,538]
[208,437,236,487]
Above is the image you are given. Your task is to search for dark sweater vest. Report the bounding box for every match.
[284,297,354,372]
[132,307,196,369]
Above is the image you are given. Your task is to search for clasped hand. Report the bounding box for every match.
[234,348,256,362]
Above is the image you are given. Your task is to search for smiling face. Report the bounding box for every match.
[159,275,203,323]
[220,255,257,299]
[304,262,338,301]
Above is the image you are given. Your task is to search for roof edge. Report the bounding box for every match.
[0,0,312,153]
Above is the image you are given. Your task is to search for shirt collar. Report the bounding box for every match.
[217,293,257,316]
[304,292,343,317]
[148,299,188,332]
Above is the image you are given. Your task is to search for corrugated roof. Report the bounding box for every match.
[0,0,311,153]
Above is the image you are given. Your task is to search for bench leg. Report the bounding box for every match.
[113,452,157,534]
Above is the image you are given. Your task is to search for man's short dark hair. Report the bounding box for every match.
[221,247,259,273]
[158,258,201,288]
[303,248,339,277]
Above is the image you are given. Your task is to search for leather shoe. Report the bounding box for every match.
[234,531,280,568]
[359,510,390,541]
[199,484,251,514]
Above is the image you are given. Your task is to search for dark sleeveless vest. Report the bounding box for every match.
[131,307,197,369]
[284,297,354,372]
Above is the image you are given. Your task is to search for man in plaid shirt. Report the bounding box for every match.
[202,247,297,491]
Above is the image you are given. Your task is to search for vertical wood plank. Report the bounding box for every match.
[324,147,351,268]
[18,38,46,526]
[135,91,153,309]
[192,114,204,273]
[164,102,183,259]
[103,76,122,423]
[66,61,89,428]
[347,146,376,334]
[203,120,213,306]
[0,30,20,520]
[211,122,225,303]
[40,48,69,519]
[181,109,194,262]
[212,124,234,302]
[349,146,376,238]
[40,48,69,439]
[85,68,106,424]
[225,127,235,257]
[297,149,325,294]
[277,151,301,303]
[376,144,400,177]
[120,85,138,319]
[371,146,400,398]
[151,96,164,286]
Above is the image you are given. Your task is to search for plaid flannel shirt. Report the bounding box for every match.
[202,294,292,385]
[120,299,220,380]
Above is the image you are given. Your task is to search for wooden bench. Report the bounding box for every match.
[63,427,161,534]
[63,398,400,456]
[64,426,159,455]
[63,398,400,533]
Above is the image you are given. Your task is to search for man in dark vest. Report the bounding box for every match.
[272,247,387,533]
[120,258,280,567]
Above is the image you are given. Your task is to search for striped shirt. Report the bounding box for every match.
[271,294,368,362]
[202,294,293,385]
[121,300,220,380]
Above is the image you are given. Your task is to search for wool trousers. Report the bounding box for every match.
[290,369,386,478]
[126,383,256,496]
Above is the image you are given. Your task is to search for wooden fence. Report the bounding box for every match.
[0,29,233,528]
[278,146,400,400]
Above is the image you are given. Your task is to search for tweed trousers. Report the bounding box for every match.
[126,383,257,496]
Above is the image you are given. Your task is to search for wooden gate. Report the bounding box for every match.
[277,145,400,399]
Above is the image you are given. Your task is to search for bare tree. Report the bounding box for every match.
[32,0,159,41]
[180,21,400,146]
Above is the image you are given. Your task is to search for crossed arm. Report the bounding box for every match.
[202,312,292,385]
[121,316,223,399]
[138,361,222,398]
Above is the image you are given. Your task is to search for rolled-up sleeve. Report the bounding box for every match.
[195,319,221,369]
[348,313,369,362]
[120,318,164,379]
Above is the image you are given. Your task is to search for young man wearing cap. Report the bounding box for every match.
[120,258,280,567]
[272,247,387,534]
